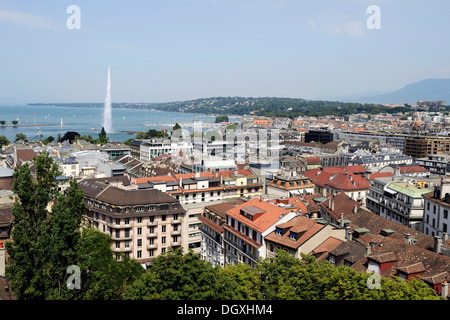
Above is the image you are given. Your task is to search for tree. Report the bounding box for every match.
[216,263,262,300]
[4,152,143,300]
[14,133,27,143]
[0,120,5,125]
[60,131,80,144]
[70,227,144,300]
[215,115,229,123]
[255,250,443,300]
[0,135,10,146]
[172,122,181,133]
[42,136,55,145]
[4,152,63,299]
[75,134,95,144]
[98,127,109,145]
[12,120,18,126]
[135,129,168,140]
[123,248,218,300]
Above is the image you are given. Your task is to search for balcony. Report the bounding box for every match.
[147,231,158,238]
[147,242,158,250]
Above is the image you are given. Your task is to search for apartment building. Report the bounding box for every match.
[332,130,407,152]
[78,177,186,267]
[54,157,80,177]
[366,176,432,231]
[266,168,315,198]
[218,169,263,200]
[303,165,370,205]
[422,178,450,242]
[198,202,236,268]
[223,198,296,267]
[346,150,413,173]
[415,154,450,175]
[140,138,193,162]
[404,135,450,158]
[265,215,346,260]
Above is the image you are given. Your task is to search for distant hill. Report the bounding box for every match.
[347,78,450,105]
[29,97,409,118]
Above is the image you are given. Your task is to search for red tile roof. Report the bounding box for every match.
[303,166,370,191]
[226,198,290,233]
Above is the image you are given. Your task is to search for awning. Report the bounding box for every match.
[383,187,397,195]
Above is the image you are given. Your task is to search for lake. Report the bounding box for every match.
[0,104,235,143]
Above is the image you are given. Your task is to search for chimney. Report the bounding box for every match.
[345,226,352,241]
[405,233,412,245]
[442,275,449,299]
[434,235,442,254]
[365,244,371,256]
[443,232,449,243]
[353,205,358,214]
[0,240,5,277]
[340,213,344,227]
[331,199,334,212]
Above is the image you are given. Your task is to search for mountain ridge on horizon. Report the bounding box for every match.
[336,78,450,105]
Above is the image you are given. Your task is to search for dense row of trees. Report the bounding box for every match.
[4,152,444,300]
[148,97,411,119]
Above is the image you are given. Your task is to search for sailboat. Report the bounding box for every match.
[37,130,43,137]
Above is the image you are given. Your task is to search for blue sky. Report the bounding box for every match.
[0,0,449,103]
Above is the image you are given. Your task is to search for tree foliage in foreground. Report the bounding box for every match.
[5,152,143,300]
[123,249,443,300]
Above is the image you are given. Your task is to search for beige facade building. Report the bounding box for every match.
[78,177,186,268]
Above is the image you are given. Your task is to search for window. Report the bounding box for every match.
[115,218,120,226]
[328,254,336,264]
[173,214,178,221]
[137,239,142,247]
[162,225,166,233]
[444,210,448,219]
[124,218,130,225]
[275,227,282,236]
[137,217,142,224]
[137,250,142,258]
[162,215,166,222]
[162,236,166,244]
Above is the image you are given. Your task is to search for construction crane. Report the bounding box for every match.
[252,109,258,121]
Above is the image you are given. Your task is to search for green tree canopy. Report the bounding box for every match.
[0,135,10,146]
[4,152,143,300]
[123,249,443,300]
[215,115,229,123]
[14,133,27,143]
[98,127,109,145]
